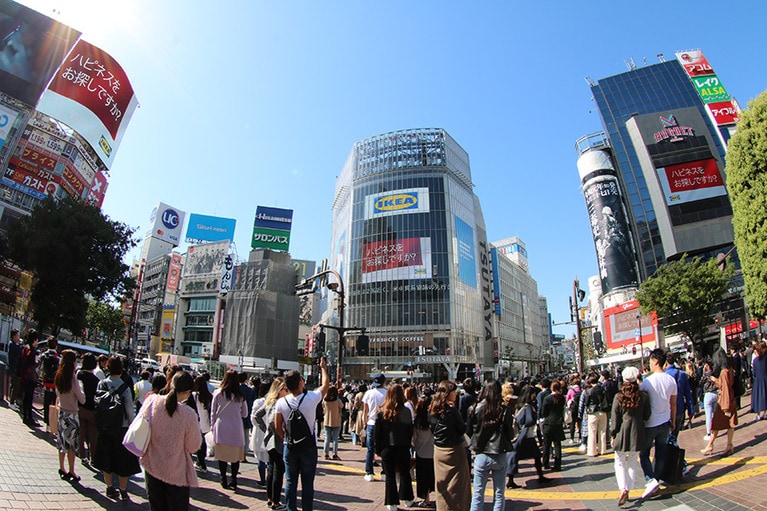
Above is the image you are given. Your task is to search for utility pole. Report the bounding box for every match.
[573,278,586,374]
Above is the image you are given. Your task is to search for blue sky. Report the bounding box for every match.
[19,0,767,338]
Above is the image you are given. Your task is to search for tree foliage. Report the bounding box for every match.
[725,89,767,319]
[636,255,732,350]
[7,197,136,334]
[86,300,127,348]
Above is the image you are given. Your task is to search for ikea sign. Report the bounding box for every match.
[365,187,430,219]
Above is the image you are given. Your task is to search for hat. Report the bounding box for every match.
[371,373,386,388]
[622,366,640,383]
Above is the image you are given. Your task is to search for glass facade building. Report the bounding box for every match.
[330,128,494,381]
[589,60,731,280]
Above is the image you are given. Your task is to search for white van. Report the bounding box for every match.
[140,358,161,373]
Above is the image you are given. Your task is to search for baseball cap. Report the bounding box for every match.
[622,366,640,383]
[371,373,386,388]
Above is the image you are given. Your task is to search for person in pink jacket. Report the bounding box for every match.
[139,371,201,511]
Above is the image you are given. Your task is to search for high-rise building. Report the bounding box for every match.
[330,128,494,381]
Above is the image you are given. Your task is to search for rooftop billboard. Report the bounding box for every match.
[251,206,293,251]
[0,0,80,105]
[149,202,185,247]
[37,38,138,168]
[186,213,236,243]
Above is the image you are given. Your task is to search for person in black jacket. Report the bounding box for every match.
[374,383,414,511]
[540,381,566,471]
[467,379,515,511]
[506,385,549,489]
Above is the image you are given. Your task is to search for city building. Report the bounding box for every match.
[329,128,495,382]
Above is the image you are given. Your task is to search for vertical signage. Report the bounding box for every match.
[676,50,740,127]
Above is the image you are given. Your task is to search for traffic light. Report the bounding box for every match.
[357,334,369,356]
[317,331,326,354]
[632,345,637,355]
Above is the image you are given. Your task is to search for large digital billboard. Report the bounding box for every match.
[455,216,477,287]
[603,300,656,350]
[186,213,236,243]
[37,38,138,168]
[656,158,726,206]
[362,237,432,283]
[364,187,430,220]
[251,206,293,251]
[0,1,80,105]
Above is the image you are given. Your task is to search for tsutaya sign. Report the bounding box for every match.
[653,114,694,143]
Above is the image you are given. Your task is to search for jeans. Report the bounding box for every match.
[703,392,718,435]
[471,452,508,511]
[365,424,376,474]
[267,448,285,505]
[640,421,670,481]
[324,426,340,455]
[284,444,318,511]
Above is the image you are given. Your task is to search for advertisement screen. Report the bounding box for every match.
[364,187,430,220]
[183,240,230,277]
[186,213,237,243]
[37,39,138,168]
[707,100,740,126]
[455,216,477,287]
[0,1,80,105]
[604,300,656,349]
[691,74,730,104]
[657,158,726,205]
[362,237,432,283]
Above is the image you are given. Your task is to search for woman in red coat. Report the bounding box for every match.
[701,348,738,456]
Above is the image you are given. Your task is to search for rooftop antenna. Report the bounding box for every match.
[624,58,637,71]
[584,76,595,87]
[657,53,666,63]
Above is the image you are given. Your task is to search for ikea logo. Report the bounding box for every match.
[99,136,112,157]
[374,193,418,213]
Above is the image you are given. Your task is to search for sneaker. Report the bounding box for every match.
[704,434,711,441]
[578,444,587,453]
[641,478,660,500]
[119,489,129,501]
[385,505,398,511]
[106,486,118,499]
[9,403,19,412]
[254,480,266,488]
[404,500,414,507]
[364,473,375,482]
[332,454,341,460]
[271,504,287,510]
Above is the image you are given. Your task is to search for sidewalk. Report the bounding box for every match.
[1,391,767,510]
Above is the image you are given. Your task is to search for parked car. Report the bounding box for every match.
[140,358,161,373]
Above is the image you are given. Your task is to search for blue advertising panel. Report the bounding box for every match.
[455,216,477,287]
[186,213,237,242]
[491,247,502,315]
[253,206,293,231]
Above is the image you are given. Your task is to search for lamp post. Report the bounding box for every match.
[636,311,645,369]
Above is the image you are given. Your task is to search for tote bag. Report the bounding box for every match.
[122,402,152,457]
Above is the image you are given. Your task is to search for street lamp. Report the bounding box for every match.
[636,311,645,369]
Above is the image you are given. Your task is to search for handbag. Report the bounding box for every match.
[205,398,233,457]
[49,404,60,435]
[122,400,153,457]
[660,439,686,484]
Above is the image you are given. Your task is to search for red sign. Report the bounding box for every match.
[62,166,86,197]
[663,158,722,194]
[603,300,658,349]
[9,157,55,181]
[166,254,182,292]
[86,171,108,208]
[5,165,56,195]
[19,146,56,171]
[707,100,740,126]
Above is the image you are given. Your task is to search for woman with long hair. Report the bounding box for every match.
[250,380,272,487]
[54,349,85,481]
[751,341,767,420]
[565,374,582,444]
[540,381,566,471]
[702,348,738,456]
[77,353,100,465]
[701,359,717,440]
[254,377,288,510]
[375,383,414,511]
[323,386,344,460]
[192,375,213,472]
[468,379,515,511]
[140,371,201,511]
[211,370,247,490]
[404,386,418,422]
[412,395,435,507]
[351,384,368,446]
[428,380,471,511]
[685,359,700,417]
[610,366,651,506]
[506,385,549,489]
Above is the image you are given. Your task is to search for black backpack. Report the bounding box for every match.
[94,380,129,433]
[41,350,59,384]
[285,392,314,449]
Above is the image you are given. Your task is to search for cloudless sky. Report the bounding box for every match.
[18,0,767,339]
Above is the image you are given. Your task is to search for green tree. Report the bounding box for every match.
[636,255,732,354]
[725,89,767,319]
[8,197,136,334]
[86,300,127,349]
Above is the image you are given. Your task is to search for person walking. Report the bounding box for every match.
[610,366,651,506]
[412,395,435,508]
[428,380,471,511]
[565,374,582,445]
[93,356,141,501]
[274,358,330,511]
[18,330,40,427]
[701,348,738,456]
[540,381,566,471]
[362,374,387,481]
[211,370,248,491]
[77,353,100,466]
[350,383,367,446]
[40,336,60,431]
[583,373,608,457]
[750,341,767,421]
[639,349,677,500]
[140,371,201,511]
[254,377,288,510]
[133,371,153,413]
[375,383,415,511]
[322,386,344,460]
[664,351,694,442]
[701,359,718,440]
[468,379,515,511]
[54,349,85,482]
[192,375,213,472]
[506,385,549,489]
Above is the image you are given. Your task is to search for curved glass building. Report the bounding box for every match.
[330,128,493,381]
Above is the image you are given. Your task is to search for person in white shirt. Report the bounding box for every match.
[133,371,153,413]
[275,357,329,511]
[362,373,387,481]
[639,349,677,500]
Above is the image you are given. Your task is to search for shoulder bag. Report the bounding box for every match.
[123,398,154,457]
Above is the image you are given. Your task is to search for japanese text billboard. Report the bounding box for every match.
[691,74,730,104]
[675,50,714,77]
[362,237,432,283]
[165,253,182,292]
[676,50,739,127]
[37,39,138,168]
[0,1,80,105]
[455,216,477,287]
[252,206,293,251]
[656,158,726,205]
[251,226,291,251]
[706,100,740,125]
[364,187,430,220]
[186,213,237,243]
[604,300,656,350]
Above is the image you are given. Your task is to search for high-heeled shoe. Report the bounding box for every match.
[618,489,629,506]
[67,472,81,482]
[700,446,713,456]
[58,469,70,480]
[723,444,734,456]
